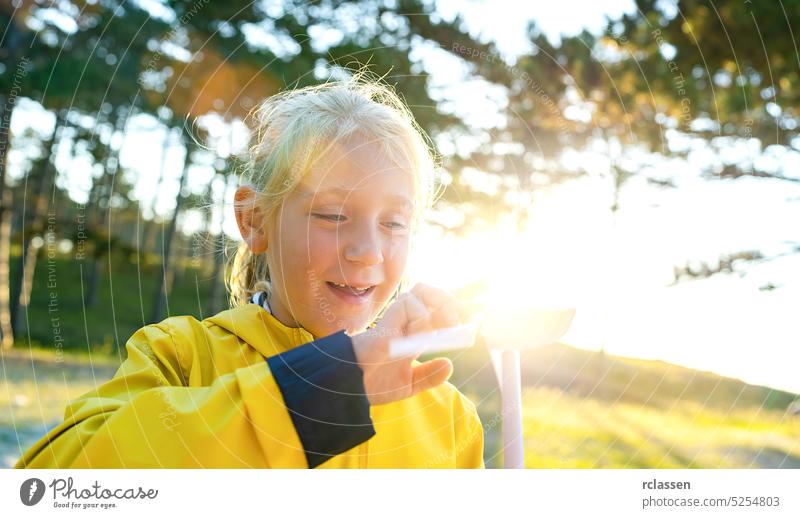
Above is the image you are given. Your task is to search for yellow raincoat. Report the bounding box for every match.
[16,303,484,468]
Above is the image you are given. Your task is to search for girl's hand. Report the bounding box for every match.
[350,283,469,406]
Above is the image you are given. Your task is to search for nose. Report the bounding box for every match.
[343,222,383,266]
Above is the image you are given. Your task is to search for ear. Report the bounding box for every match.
[234,185,268,254]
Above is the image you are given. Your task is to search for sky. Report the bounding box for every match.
[436,0,638,54]
[8,0,800,394]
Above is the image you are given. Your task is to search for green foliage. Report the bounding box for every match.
[10,247,220,352]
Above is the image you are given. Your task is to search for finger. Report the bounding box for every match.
[430,303,459,328]
[411,283,457,313]
[411,358,453,396]
[403,293,433,334]
[379,292,423,337]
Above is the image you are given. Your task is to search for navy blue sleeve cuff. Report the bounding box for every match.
[266,331,375,468]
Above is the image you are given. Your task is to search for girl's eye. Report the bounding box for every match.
[312,213,346,222]
[383,221,408,231]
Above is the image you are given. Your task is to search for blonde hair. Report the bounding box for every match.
[227,75,439,307]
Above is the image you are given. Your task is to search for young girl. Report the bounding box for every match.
[16,77,484,469]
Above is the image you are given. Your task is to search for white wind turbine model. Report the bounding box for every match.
[480,305,575,468]
[389,301,575,469]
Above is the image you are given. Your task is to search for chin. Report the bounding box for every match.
[305,316,363,338]
[340,319,371,337]
[310,300,388,337]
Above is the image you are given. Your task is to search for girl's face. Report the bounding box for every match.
[239,134,415,337]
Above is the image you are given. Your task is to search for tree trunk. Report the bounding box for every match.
[171,233,186,286]
[11,113,64,335]
[0,94,16,349]
[84,115,127,307]
[150,148,191,323]
[208,233,227,315]
[81,124,112,308]
[184,175,218,291]
[0,15,28,349]
[208,176,233,315]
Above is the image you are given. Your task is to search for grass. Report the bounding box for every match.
[517,388,799,468]
[444,342,800,468]
[0,348,117,468]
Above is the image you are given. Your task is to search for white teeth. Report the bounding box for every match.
[330,282,371,292]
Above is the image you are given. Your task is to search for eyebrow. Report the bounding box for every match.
[298,187,413,209]
[297,187,351,199]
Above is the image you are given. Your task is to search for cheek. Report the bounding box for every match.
[306,227,340,265]
[383,235,410,282]
[271,214,317,290]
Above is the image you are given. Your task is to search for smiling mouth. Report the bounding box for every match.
[326,282,377,298]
